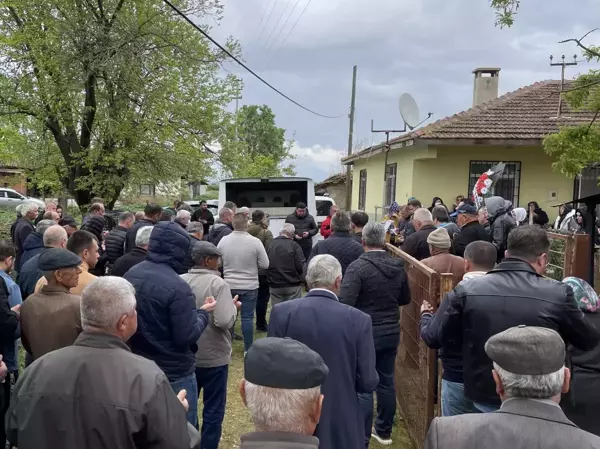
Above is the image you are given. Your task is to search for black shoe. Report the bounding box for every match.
[256,326,268,333]
[233,334,243,341]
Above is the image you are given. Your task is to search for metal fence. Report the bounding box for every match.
[386,244,455,449]
[546,232,590,282]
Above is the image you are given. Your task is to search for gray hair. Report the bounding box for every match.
[19,202,38,215]
[135,226,153,247]
[306,254,342,290]
[244,380,321,434]
[240,206,250,214]
[43,225,68,247]
[362,222,385,248]
[280,223,295,236]
[81,277,137,330]
[413,208,433,223]
[331,211,351,233]
[176,209,191,221]
[187,221,204,235]
[493,362,565,399]
[36,219,55,235]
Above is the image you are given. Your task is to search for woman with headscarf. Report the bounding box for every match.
[560,277,600,436]
[382,202,401,245]
[554,204,577,232]
[450,195,465,214]
[527,201,549,227]
[574,208,587,233]
[511,207,527,226]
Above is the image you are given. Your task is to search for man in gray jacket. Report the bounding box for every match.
[6,276,198,449]
[425,326,600,449]
[182,241,240,449]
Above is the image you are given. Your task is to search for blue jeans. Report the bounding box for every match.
[196,365,229,449]
[473,401,500,413]
[358,333,399,447]
[441,380,477,416]
[170,372,199,429]
[231,289,258,352]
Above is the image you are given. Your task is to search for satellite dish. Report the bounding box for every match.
[399,93,420,130]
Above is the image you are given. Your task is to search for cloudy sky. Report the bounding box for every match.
[209,0,600,181]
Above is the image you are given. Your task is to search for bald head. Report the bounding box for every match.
[43,211,60,223]
[43,225,68,248]
[219,207,234,224]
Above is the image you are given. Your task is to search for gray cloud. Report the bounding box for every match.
[211,0,600,180]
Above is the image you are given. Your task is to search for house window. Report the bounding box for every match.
[385,164,397,206]
[468,161,521,206]
[358,169,367,211]
[140,183,155,196]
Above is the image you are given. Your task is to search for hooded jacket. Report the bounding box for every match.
[124,222,209,381]
[19,232,44,271]
[554,205,578,232]
[207,222,233,247]
[485,196,516,262]
[339,250,410,338]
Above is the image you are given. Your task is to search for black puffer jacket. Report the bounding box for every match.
[453,220,490,258]
[105,226,128,265]
[285,212,318,251]
[339,251,410,338]
[307,232,363,275]
[207,223,233,247]
[438,258,600,406]
[485,196,516,262]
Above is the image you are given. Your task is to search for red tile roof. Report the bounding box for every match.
[344,80,596,163]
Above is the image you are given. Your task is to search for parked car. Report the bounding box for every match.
[0,188,45,210]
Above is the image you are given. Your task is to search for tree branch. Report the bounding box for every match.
[109,0,126,26]
[587,110,600,133]
[80,71,97,149]
[559,28,600,59]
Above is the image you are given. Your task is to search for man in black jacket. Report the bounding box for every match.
[307,211,363,275]
[452,205,491,258]
[402,208,437,260]
[267,224,305,304]
[105,212,134,269]
[191,201,215,236]
[111,225,152,277]
[285,202,318,261]
[124,204,161,254]
[207,208,234,247]
[11,203,38,273]
[484,196,516,263]
[436,225,600,413]
[350,211,369,244]
[339,222,410,447]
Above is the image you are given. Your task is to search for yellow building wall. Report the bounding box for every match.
[350,144,574,221]
[413,145,573,220]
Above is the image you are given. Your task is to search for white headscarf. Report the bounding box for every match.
[512,207,527,224]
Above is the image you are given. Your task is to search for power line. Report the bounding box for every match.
[264,0,313,69]
[260,0,293,54]
[163,0,342,119]
[255,0,279,48]
[263,0,302,54]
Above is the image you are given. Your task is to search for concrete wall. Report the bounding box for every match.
[350,144,574,222]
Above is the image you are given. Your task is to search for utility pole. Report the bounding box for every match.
[345,65,357,211]
[550,54,577,117]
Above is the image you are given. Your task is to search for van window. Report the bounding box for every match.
[316,200,333,217]
[225,181,308,209]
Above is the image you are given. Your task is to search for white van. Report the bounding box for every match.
[218,177,321,245]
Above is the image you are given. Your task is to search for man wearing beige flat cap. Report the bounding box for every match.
[424,325,600,449]
[421,227,465,285]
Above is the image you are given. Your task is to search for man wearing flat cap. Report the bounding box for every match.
[425,326,600,449]
[240,337,328,449]
[181,240,240,449]
[20,248,83,361]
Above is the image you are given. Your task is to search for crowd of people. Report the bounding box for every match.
[0,193,598,449]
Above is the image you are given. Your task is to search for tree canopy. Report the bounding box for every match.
[218,104,295,178]
[490,1,600,181]
[0,0,241,208]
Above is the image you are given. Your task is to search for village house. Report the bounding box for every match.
[343,68,600,220]
[315,172,350,210]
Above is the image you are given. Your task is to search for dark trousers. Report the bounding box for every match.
[358,333,399,447]
[300,244,312,262]
[196,365,229,449]
[1,371,18,448]
[255,275,270,330]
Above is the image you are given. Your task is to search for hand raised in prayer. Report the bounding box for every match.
[200,296,217,313]
[177,390,189,412]
[420,300,434,315]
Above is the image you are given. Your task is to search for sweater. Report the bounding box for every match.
[181,269,238,368]
[217,231,269,290]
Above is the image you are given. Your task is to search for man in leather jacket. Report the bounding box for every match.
[436,225,600,413]
[484,196,516,263]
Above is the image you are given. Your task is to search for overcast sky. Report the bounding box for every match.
[210,0,600,181]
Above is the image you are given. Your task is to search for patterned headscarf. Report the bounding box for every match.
[389,202,401,215]
[563,277,599,313]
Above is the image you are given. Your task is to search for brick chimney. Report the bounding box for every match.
[473,68,500,107]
